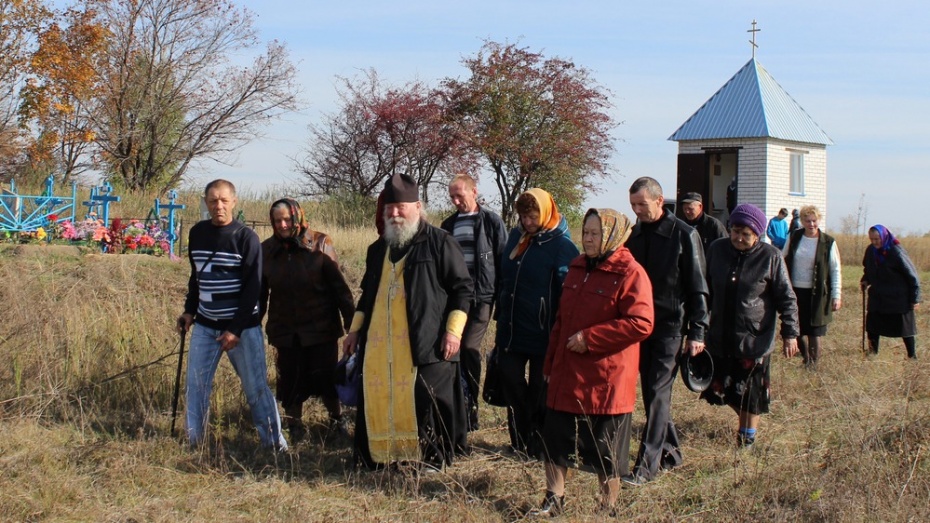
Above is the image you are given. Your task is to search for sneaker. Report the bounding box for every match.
[620,465,652,487]
[621,473,650,487]
[418,461,444,475]
[529,491,564,517]
[738,433,756,449]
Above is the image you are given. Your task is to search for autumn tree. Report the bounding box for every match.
[444,41,617,224]
[0,0,50,180]
[298,69,476,206]
[86,0,299,193]
[18,5,106,183]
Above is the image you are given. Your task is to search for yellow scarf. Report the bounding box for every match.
[509,188,562,260]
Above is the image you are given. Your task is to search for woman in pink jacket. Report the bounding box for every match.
[531,208,654,517]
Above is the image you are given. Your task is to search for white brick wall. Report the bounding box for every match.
[677,138,829,228]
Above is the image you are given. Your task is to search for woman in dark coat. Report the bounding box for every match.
[861,225,921,359]
[495,188,579,458]
[702,204,799,448]
[531,208,653,516]
[260,198,355,441]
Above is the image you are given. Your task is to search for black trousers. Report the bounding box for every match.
[498,349,547,456]
[460,303,492,430]
[634,336,683,479]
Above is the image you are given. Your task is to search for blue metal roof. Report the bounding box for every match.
[669,58,833,145]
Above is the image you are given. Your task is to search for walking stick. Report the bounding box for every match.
[861,285,868,355]
[170,325,187,437]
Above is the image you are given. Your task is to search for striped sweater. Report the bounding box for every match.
[183,220,262,336]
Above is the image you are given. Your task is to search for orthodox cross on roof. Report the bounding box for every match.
[748,19,760,58]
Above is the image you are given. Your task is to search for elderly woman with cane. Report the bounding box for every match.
[861,225,921,359]
[701,204,799,448]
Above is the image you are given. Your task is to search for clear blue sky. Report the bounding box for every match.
[210,1,930,234]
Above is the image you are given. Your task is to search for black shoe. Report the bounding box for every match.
[468,406,479,432]
[597,503,619,518]
[529,491,564,517]
[327,416,350,439]
[286,422,306,443]
[660,453,681,472]
[738,434,756,449]
[621,473,650,487]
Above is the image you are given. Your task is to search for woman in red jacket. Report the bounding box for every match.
[531,208,655,516]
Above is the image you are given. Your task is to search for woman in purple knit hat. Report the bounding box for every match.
[701,204,800,448]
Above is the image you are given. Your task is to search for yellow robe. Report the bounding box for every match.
[362,251,419,463]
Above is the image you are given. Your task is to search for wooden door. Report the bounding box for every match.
[675,153,708,220]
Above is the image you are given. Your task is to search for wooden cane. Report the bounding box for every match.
[861,285,868,355]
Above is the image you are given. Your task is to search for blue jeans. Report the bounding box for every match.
[186,324,286,449]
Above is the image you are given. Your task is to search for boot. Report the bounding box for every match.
[904,337,917,359]
[798,336,810,364]
[809,336,822,370]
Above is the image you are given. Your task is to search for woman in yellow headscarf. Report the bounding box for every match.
[493,188,579,459]
[531,208,654,516]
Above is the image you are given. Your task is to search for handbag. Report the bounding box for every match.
[334,352,361,407]
[482,347,507,407]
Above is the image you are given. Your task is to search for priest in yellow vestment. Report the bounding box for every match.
[343,173,474,470]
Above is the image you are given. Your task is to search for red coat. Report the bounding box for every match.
[544,247,654,415]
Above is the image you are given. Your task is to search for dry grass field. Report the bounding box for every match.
[1,206,929,522]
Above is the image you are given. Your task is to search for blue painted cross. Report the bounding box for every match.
[83,182,121,224]
[154,190,186,257]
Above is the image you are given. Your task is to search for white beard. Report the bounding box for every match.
[384,216,420,249]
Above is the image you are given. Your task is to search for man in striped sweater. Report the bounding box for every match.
[177,179,286,451]
[440,174,507,432]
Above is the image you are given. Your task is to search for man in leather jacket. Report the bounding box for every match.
[624,177,710,485]
[680,191,727,256]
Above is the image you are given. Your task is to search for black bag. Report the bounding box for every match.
[482,347,507,407]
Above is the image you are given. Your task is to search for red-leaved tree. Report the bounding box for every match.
[444,41,617,224]
[298,69,477,206]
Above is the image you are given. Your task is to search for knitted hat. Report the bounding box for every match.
[381,173,419,204]
[729,204,767,237]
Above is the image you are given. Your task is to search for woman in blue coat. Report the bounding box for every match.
[494,188,579,458]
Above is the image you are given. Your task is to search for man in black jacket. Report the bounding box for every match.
[441,174,508,431]
[680,192,727,255]
[625,177,710,485]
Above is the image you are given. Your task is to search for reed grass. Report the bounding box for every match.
[1,193,929,521]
